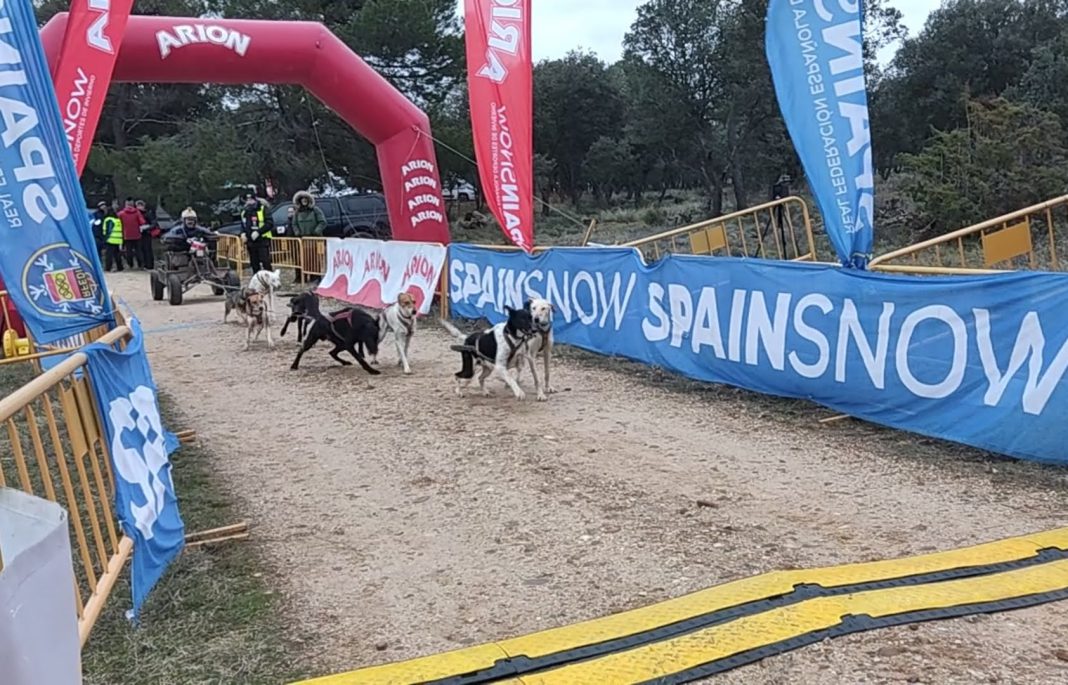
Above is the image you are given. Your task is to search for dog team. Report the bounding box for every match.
[223,269,557,401]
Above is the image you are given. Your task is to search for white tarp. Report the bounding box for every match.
[0,488,82,685]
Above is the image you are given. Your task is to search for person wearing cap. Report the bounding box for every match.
[170,207,214,239]
[240,193,274,274]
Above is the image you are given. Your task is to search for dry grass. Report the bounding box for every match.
[78,390,312,685]
[0,363,310,685]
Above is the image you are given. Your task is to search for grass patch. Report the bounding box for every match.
[79,391,310,685]
[0,362,309,685]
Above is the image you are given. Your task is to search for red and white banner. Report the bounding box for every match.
[464,0,534,251]
[50,0,135,174]
[317,239,447,314]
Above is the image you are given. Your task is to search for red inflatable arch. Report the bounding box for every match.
[39,14,451,244]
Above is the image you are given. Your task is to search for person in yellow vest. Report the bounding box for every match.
[101,204,124,273]
[240,193,274,274]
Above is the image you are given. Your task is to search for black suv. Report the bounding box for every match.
[217,193,391,239]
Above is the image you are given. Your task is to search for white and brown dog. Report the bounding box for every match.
[375,292,418,374]
[516,298,555,397]
[244,291,273,350]
[248,269,282,320]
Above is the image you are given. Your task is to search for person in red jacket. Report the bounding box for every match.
[117,197,148,269]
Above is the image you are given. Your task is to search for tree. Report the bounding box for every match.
[35,0,466,214]
[583,137,640,206]
[534,52,624,205]
[342,0,464,110]
[872,0,1067,171]
[898,98,1068,234]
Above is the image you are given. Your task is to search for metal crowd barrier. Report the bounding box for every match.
[0,325,133,645]
[216,235,329,283]
[623,196,821,263]
[870,195,1068,274]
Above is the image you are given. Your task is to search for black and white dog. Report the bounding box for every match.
[440,307,540,400]
[288,292,381,375]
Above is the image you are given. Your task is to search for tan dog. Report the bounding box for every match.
[375,292,418,374]
[516,298,555,400]
[244,291,273,351]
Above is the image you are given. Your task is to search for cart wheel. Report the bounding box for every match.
[224,270,239,288]
[150,271,165,301]
[211,282,225,296]
[167,274,183,306]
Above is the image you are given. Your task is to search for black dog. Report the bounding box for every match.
[288,293,381,374]
[280,294,310,343]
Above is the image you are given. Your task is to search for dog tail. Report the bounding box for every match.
[439,318,467,341]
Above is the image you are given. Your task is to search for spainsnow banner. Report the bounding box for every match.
[317,238,447,314]
[448,245,1068,465]
[0,0,112,345]
[83,317,184,618]
[51,0,134,174]
[464,0,534,251]
[766,0,875,269]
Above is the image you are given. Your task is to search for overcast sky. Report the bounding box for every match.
[458,1,935,64]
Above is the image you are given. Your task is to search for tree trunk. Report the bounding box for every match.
[701,167,723,216]
[731,161,747,211]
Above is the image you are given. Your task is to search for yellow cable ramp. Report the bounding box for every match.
[295,528,1068,685]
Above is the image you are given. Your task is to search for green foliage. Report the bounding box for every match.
[534,52,624,204]
[899,98,1068,233]
[872,0,1068,171]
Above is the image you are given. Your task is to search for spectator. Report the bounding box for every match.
[240,193,274,274]
[90,201,108,259]
[291,191,326,237]
[101,204,123,272]
[135,199,157,269]
[117,197,148,269]
[283,206,295,236]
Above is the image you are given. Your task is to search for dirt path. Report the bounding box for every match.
[113,271,1068,684]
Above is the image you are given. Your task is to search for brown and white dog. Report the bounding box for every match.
[375,292,418,374]
[244,291,273,351]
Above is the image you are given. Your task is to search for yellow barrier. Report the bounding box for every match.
[0,290,30,359]
[623,196,821,263]
[870,195,1068,274]
[216,234,246,280]
[270,237,304,273]
[301,237,329,282]
[216,235,328,284]
[0,325,133,645]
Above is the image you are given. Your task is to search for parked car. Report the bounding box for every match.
[217,193,391,240]
[442,180,477,202]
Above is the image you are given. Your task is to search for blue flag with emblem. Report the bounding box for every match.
[0,0,113,344]
[766,0,875,268]
[83,317,184,617]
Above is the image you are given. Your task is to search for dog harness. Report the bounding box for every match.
[328,308,358,340]
[455,327,533,366]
